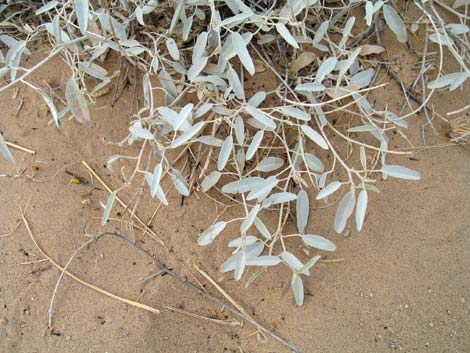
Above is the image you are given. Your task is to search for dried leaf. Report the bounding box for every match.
[289,51,315,74]
[65,78,91,127]
[359,44,385,56]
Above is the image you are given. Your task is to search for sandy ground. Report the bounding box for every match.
[1,17,470,353]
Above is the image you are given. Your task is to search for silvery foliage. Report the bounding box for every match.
[1,0,468,305]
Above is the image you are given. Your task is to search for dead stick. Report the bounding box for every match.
[42,226,303,353]
[163,305,242,327]
[5,141,36,155]
[20,210,161,327]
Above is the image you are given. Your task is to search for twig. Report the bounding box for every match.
[21,258,49,265]
[19,208,161,329]
[448,102,470,116]
[5,141,36,155]
[33,220,302,352]
[81,160,167,249]
[194,265,252,319]
[163,305,242,327]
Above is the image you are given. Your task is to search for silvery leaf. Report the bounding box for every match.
[360,146,367,170]
[35,87,60,128]
[142,73,151,108]
[182,15,193,41]
[221,177,265,194]
[296,190,309,234]
[35,1,58,15]
[383,4,407,43]
[246,256,281,267]
[158,106,178,128]
[255,156,284,172]
[201,171,221,192]
[313,20,329,45]
[170,121,205,148]
[427,72,468,92]
[197,136,224,146]
[301,125,328,150]
[172,170,190,196]
[339,16,355,47]
[234,249,246,281]
[198,221,227,246]
[244,105,276,130]
[221,252,241,273]
[246,176,278,201]
[228,236,258,248]
[356,190,368,231]
[337,48,361,84]
[240,204,260,233]
[364,1,374,26]
[280,0,317,18]
[248,91,266,107]
[188,56,208,81]
[316,57,338,82]
[155,184,168,206]
[254,217,271,240]
[246,130,264,160]
[453,0,470,9]
[166,38,180,60]
[231,32,255,75]
[158,69,177,99]
[102,191,116,225]
[382,165,421,180]
[151,163,162,197]
[129,122,153,139]
[174,103,193,131]
[295,82,326,92]
[218,135,233,171]
[79,61,108,81]
[169,0,184,33]
[334,191,356,233]
[304,153,324,172]
[75,0,89,35]
[291,274,304,306]
[262,192,297,208]
[234,116,245,146]
[227,67,245,99]
[280,106,311,121]
[446,23,469,35]
[275,23,299,48]
[194,103,214,118]
[193,32,208,62]
[281,251,306,272]
[351,68,375,88]
[348,125,377,132]
[429,33,454,46]
[302,234,336,251]
[316,181,342,200]
[299,255,321,274]
[219,11,253,29]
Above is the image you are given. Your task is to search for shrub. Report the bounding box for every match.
[1,0,469,305]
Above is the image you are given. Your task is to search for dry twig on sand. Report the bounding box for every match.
[21,207,303,353]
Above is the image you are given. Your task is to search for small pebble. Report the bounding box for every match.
[460,298,466,304]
